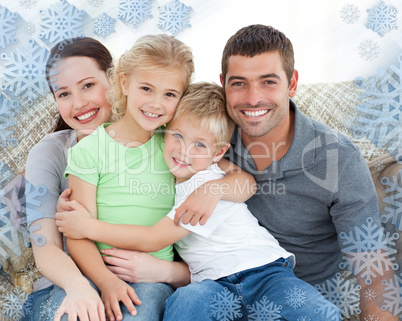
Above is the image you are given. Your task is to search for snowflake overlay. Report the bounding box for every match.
[158,0,192,36]
[363,288,376,301]
[88,0,104,7]
[118,0,153,28]
[284,285,307,310]
[339,216,399,285]
[364,315,380,321]
[297,317,311,321]
[39,0,85,45]
[93,13,115,38]
[353,53,402,161]
[247,296,282,321]
[0,6,19,49]
[341,4,360,24]
[367,1,398,37]
[40,299,59,320]
[0,96,18,148]
[1,287,31,320]
[373,158,385,171]
[1,39,50,106]
[24,23,35,36]
[18,0,38,9]
[208,287,242,321]
[358,39,379,61]
[315,273,360,319]
[381,272,402,316]
[381,169,402,231]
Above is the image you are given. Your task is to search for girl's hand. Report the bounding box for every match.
[101,248,170,283]
[56,188,74,213]
[173,181,221,226]
[54,284,105,321]
[99,276,141,321]
[55,200,92,239]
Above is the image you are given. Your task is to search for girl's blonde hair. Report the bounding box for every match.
[108,34,194,120]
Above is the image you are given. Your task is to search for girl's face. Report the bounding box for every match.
[53,56,112,137]
[120,68,186,132]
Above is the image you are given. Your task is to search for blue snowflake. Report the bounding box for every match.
[367,1,398,37]
[24,23,36,36]
[18,0,38,9]
[353,53,402,161]
[1,38,50,106]
[40,299,59,320]
[208,287,242,321]
[158,0,192,36]
[339,217,399,285]
[381,170,402,231]
[284,285,307,310]
[0,6,19,49]
[39,0,85,45]
[1,287,31,320]
[247,296,282,321]
[340,4,360,24]
[88,0,104,7]
[93,13,115,38]
[381,272,402,316]
[358,39,379,61]
[118,0,153,28]
[315,273,360,319]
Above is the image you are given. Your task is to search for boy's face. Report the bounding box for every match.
[164,118,227,183]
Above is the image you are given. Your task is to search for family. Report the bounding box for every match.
[20,24,385,321]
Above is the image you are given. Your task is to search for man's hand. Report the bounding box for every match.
[55,200,92,239]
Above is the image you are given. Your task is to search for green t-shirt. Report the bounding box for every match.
[65,124,175,261]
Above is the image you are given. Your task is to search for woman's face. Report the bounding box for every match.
[52,56,112,137]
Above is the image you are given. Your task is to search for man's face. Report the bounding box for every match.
[221,51,297,138]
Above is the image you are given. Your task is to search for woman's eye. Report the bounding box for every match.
[57,92,69,99]
[83,83,95,89]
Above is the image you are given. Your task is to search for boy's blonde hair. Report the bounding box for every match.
[168,82,235,149]
[108,34,194,120]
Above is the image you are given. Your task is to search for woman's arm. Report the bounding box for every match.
[173,158,257,225]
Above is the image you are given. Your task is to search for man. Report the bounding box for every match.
[219,24,397,320]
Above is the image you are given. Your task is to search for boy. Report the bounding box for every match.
[56,82,340,321]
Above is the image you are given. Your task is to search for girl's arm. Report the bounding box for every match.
[173,158,257,225]
[66,175,141,321]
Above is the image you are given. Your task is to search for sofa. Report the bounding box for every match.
[0,80,400,320]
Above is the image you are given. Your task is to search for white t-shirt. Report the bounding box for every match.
[167,164,295,283]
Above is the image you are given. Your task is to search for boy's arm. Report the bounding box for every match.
[57,199,190,252]
[174,158,257,225]
[66,175,141,320]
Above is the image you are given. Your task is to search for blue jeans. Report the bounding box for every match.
[164,258,341,321]
[22,281,173,321]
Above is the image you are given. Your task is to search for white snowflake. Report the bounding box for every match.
[247,296,282,321]
[381,272,402,316]
[1,38,50,106]
[158,0,191,36]
[18,0,38,9]
[39,0,85,45]
[1,287,31,320]
[315,273,360,319]
[208,287,242,321]
[88,0,104,7]
[380,169,402,231]
[24,22,36,36]
[0,115,18,148]
[363,288,376,301]
[364,315,379,321]
[284,285,307,310]
[21,262,41,285]
[118,0,153,28]
[367,1,398,37]
[297,317,311,321]
[339,216,399,285]
[0,6,19,49]
[373,158,385,171]
[353,53,402,161]
[93,13,115,38]
[340,4,360,24]
[358,39,379,61]
[40,299,59,320]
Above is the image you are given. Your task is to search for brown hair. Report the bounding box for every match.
[108,34,194,120]
[221,24,294,85]
[168,82,235,149]
[46,37,113,132]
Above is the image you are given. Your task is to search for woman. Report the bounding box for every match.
[23,37,190,321]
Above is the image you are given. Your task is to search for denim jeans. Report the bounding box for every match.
[22,281,173,321]
[163,258,341,321]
